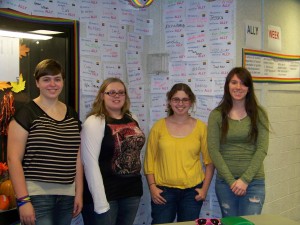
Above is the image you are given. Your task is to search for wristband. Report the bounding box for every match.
[16,195,31,208]
[17,200,30,207]
[149,183,156,187]
[17,195,30,201]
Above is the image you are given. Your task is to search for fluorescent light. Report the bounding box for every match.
[30,30,63,35]
[0,30,53,40]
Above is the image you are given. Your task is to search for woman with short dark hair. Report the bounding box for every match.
[8,59,83,225]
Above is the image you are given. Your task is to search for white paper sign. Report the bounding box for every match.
[245,20,262,50]
[268,25,281,52]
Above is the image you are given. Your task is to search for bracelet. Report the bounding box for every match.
[16,195,31,208]
[149,183,156,187]
[17,195,30,201]
[17,200,30,207]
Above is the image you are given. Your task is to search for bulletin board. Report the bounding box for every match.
[242,48,300,83]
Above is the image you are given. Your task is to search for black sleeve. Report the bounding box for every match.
[67,106,82,132]
[13,101,39,131]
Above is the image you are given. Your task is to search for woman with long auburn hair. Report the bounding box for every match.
[208,67,269,217]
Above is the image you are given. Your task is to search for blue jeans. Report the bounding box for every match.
[30,195,74,225]
[215,177,265,217]
[82,196,141,225]
[151,183,203,224]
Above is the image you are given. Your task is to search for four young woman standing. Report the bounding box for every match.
[8,62,269,224]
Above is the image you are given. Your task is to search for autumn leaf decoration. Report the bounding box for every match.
[0,82,12,91]
[20,44,30,59]
[10,74,26,93]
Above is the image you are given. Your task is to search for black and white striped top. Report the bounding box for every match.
[14,101,81,184]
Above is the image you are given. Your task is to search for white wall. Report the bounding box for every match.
[235,0,300,221]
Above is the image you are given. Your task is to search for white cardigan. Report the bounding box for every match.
[81,115,109,214]
[81,114,139,214]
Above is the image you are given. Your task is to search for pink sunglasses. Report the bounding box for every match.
[195,218,221,225]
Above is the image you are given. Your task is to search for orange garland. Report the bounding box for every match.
[0,92,15,136]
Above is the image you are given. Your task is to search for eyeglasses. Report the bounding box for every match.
[104,90,126,97]
[171,97,190,104]
[195,218,221,225]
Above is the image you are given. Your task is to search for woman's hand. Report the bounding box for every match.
[19,202,36,225]
[195,188,207,201]
[195,163,214,201]
[73,193,83,217]
[230,179,248,196]
[150,185,166,205]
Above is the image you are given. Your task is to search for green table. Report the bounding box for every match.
[154,214,300,225]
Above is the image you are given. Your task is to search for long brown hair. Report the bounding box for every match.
[87,78,131,118]
[166,83,196,116]
[217,67,269,143]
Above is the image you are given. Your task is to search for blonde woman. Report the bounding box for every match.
[81,78,145,225]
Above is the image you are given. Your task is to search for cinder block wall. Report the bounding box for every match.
[236,0,300,221]
[263,85,300,221]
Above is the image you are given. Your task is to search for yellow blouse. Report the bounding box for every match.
[144,118,212,189]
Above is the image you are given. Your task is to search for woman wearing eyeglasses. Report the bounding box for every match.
[144,83,214,224]
[81,77,146,225]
